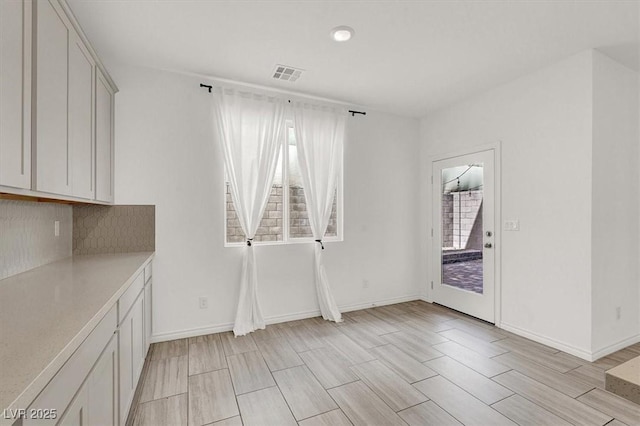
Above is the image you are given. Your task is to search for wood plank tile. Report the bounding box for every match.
[226,350,275,395]
[152,339,188,360]
[438,329,508,358]
[140,356,189,403]
[413,375,517,426]
[188,335,226,376]
[397,401,462,426]
[323,332,376,365]
[350,360,427,411]
[381,331,443,362]
[368,344,437,383]
[298,409,353,426]
[395,321,450,344]
[220,332,258,356]
[491,394,572,426]
[433,341,511,377]
[328,381,406,426]
[251,326,283,342]
[255,337,304,371]
[497,331,560,353]
[337,323,387,349]
[350,312,399,335]
[237,387,297,426]
[280,324,326,352]
[299,346,358,389]
[593,348,638,370]
[133,394,187,426]
[367,307,406,324]
[398,313,455,332]
[605,421,629,426]
[447,319,506,342]
[272,365,338,420]
[425,356,513,404]
[577,388,640,426]
[493,338,582,373]
[565,364,606,389]
[493,352,594,397]
[211,416,242,426]
[188,369,238,426]
[492,370,613,426]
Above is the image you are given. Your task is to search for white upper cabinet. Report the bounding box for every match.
[1,0,116,203]
[69,34,96,199]
[0,0,32,189]
[96,70,114,203]
[35,0,72,196]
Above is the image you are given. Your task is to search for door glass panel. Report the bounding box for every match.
[441,163,484,294]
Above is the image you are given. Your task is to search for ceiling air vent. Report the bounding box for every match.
[272,65,303,82]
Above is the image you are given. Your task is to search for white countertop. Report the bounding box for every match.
[0,252,154,418]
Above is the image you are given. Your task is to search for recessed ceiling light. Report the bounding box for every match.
[330,26,354,42]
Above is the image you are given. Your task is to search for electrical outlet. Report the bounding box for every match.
[54,221,60,237]
[504,219,519,231]
[362,279,369,289]
[616,306,621,320]
[199,297,208,309]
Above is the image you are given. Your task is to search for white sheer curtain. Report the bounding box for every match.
[293,102,346,322]
[212,88,287,336]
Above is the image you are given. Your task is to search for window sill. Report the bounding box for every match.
[224,237,342,248]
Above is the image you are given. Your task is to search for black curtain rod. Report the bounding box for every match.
[199,83,366,117]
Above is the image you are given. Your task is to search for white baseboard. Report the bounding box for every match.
[150,293,421,344]
[500,322,594,361]
[591,334,640,361]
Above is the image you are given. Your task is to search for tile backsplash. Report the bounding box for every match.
[0,200,72,280]
[73,205,155,255]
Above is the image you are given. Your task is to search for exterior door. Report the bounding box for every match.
[432,149,496,322]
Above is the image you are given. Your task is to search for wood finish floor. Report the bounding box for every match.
[128,301,640,426]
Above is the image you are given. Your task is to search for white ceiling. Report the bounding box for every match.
[68,0,639,117]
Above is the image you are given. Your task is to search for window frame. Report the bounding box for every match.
[223,121,344,247]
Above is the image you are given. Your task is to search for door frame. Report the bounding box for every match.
[425,141,502,327]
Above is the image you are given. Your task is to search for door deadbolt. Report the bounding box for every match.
[485,231,492,237]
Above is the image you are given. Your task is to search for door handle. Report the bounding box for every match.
[484,243,493,248]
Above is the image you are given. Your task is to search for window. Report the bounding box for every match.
[225,125,341,245]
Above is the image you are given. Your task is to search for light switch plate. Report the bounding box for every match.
[504,219,520,231]
[54,221,60,237]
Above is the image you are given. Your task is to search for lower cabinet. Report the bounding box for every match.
[25,261,153,426]
[119,288,146,425]
[56,382,88,426]
[88,335,118,425]
[144,278,152,355]
[57,335,118,426]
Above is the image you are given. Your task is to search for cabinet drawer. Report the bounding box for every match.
[25,305,117,425]
[144,262,152,283]
[118,272,144,324]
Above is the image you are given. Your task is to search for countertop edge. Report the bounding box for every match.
[1,252,155,424]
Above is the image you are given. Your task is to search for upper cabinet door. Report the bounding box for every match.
[0,0,32,189]
[69,34,95,199]
[35,0,71,196]
[95,69,114,203]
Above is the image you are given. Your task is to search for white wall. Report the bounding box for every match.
[420,51,595,357]
[591,51,640,355]
[112,65,421,339]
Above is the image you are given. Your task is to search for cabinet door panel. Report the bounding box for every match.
[88,334,118,426]
[132,295,145,384]
[95,71,113,202]
[0,0,31,189]
[36,0,71,195]
[119,306,133,426]
[69,36,94,199]
[57,383,88,426]
[144,280,152,356]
